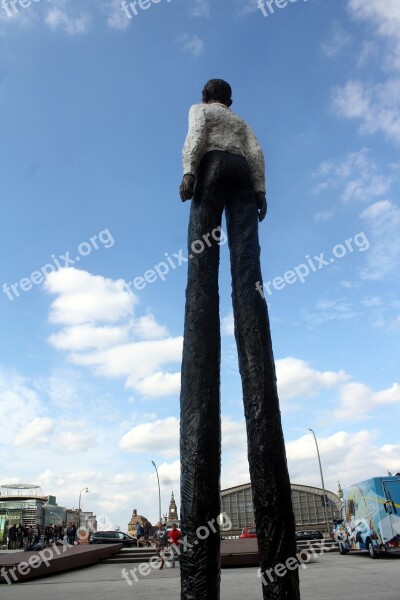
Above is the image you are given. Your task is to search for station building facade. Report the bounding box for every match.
[221,482,342,535]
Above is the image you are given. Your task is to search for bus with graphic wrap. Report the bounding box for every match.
[335,476,400,558]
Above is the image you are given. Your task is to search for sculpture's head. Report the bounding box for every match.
[202,79,232,107]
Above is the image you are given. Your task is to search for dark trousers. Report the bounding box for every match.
[180,151,300,600]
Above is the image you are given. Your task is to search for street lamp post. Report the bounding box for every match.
[78,488,89,527]
[151,461,162,524]
[308,428,330,536]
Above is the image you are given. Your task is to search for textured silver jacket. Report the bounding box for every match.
[182,102,266,193]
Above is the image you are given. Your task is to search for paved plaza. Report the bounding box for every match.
[2,552,399,599]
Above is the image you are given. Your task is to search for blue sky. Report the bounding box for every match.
[1,0,399,529]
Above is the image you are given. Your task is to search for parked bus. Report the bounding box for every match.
[335,475,400,558]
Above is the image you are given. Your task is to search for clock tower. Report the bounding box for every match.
[167,491,179,526]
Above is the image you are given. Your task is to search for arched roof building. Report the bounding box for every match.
[221,482,342,536]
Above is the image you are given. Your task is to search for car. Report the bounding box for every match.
[240,527,257,539]
[295,530,324,541]
[90,531,137,547]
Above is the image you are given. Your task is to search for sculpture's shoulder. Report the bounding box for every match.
[188,103,207,119]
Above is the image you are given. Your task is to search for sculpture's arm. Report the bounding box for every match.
[245,125,267,222]
[180,105,207,201]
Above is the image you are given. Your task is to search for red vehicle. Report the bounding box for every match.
[240,526,256,539]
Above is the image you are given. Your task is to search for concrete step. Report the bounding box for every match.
[101,547,163,564]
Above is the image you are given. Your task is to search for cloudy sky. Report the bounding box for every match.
[1,0,399,529]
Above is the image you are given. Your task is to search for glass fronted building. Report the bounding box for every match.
[0,484,97,545]
[221,483,341,535]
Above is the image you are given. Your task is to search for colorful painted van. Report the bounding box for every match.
[335,476,400,558]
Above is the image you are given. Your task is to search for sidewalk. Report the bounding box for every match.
[2,553,400,600]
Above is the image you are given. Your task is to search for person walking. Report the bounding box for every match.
[22,525,30,551]
[143,521,151,547]
[32,524,41,546]
[66,523,74,545]
[153,523,168,570]
[7,524,17,550]
[16,524,23,550]
[136,522,144,547]
[168,523,181,568]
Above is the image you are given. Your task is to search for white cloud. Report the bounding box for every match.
[321,23,351,58]
[359,200,400,280]
[331,79,400,145]
[0,367,49,446]
[58,430,97,452]
[191,0,210,18]
[348,0,400,69]
[221,312,235,336]
[234,1,259,17]
[68,337,182,387]
[132,314,169,340]
[313,148,396,203]
[45,268,135,325]
[333,382,400,420]
[49,323,130,351]
[45,5,90,35]
[106,0,131,30]
[276,357,350,401]
[313,208,336,222]
[119,417,179,457]
[303,298,361,327]
[178,33,205,57]
[14,417,54,447]
[286,430,400,489]
[45,269,182,398]
[134,372,180,398]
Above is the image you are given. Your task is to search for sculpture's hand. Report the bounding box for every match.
[180,174,195,202]
[256,192,267,222]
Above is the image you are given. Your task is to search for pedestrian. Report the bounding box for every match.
[153,523,168,570]
[167,523,181,568]
[22,525,30,551]
[59,522,65,542]
[67,522,74,545]
[7,524,16,550]
[143,521,151,547]
[44,524,54,547]
[32,524,41,546]
[136,522,144,547]
[28,525,34,548]
[16,524,23,549]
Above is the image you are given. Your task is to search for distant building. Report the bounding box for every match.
[167,491,179,526]
[221,483,341,535]
[0,483,97,544]
[127,509,150,537]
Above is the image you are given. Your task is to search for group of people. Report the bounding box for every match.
[135,520,152,547]
[7,522,79,551]
[153,523,181,569]
[135,521,182,569]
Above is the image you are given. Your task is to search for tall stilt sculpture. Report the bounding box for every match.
[179,80,300,600]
